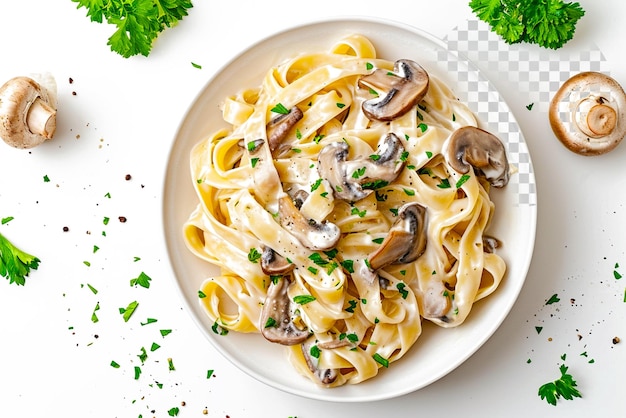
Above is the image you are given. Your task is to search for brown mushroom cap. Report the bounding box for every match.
[445,126,510,188]
[549,71,626,156]
[260,277,310,345]
[0,76,57,149]
[266,106,303,154]
[301,338,338,385]
[260,245,295,276]
[358,59,429,121]
[367,202,427,271]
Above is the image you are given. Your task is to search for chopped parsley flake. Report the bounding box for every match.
[546,294,560,305]
[310,344,321,358]
[293,295,316,305]
[91,302,100,323]
[119,300,139,322]
[341,259,354,273]
[373,353,389,368]
[247,248,262,263]
[396,282,409,299]
[345,299,358,313]
[130,271,152,288]
[271,103,289,114]
[311,178,323,192]
[437,178,451,189]
[456,174,471,188]
[211,321,228,336]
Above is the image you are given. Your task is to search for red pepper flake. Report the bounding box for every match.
[118,216,127,223]
[69,77,74,84]
[63,226,69,232]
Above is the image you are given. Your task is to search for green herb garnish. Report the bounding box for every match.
[469,0,585,49]
[72,0,194,58]
[538,364,582,405]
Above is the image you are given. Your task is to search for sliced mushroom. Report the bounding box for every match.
[445,126,510,188]
[260,277,309,345]
[483,236,501,254]
[358,59,429,121]
[266,106,303,153]
[367,202,427,271]
[549,71,626,155]
[0,75,57,149]
[260,245,294,276]
[287,188,309,210]
[301,339,338,385]
[278,194,340,251]
[318,132,406,202]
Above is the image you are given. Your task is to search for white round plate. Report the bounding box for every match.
[163,17,537,402]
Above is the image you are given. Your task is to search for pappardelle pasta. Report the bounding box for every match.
[183,34,510,387]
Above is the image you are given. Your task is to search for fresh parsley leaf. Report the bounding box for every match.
[546,293,560,305]
[373,353,389,368]
[119,300,139,322]
[293,295,316,305]
[469,0,585,49]
[271,103,290,115]
[130,271,152,288]
[72,0,194,58]
[0,231,41,286]
[538,364,582,406]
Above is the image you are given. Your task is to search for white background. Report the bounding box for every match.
[0,1,624,417]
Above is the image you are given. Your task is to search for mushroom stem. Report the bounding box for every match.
[26,97,56,139]
[575,96,616,138]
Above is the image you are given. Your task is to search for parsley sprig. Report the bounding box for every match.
[469,0,585,49]
[538,363,582,406]
[72,0,194,58]
[0,231,40,286]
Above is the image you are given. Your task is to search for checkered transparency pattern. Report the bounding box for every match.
[436,19,608,206]
[445,19,609,113]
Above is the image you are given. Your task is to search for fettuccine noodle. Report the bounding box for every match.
[183,34,508,387]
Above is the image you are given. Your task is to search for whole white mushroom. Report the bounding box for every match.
[0,74,57,149]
